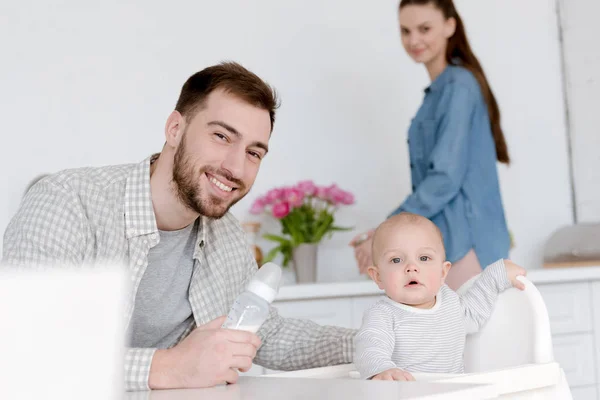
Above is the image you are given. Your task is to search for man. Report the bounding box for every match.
[2,62,355,390]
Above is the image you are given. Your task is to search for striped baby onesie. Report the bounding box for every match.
[354,259,511,379]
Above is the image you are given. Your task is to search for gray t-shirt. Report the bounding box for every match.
[128,220,198,349]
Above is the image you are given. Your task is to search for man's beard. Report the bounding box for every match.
[172,135,246,219]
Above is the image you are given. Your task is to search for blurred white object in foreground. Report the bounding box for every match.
[0,265,127,400]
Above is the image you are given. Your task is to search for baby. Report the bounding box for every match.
[354,212,526,381]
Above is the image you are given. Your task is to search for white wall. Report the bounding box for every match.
[559,0,600,223]
[0,0,573,281]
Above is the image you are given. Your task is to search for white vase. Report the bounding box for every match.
[292,243,318,284]
[281,267,297,286]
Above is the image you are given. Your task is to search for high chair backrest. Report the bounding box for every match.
[457,275,554,372]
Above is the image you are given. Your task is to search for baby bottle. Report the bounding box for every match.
[222,262,282,333]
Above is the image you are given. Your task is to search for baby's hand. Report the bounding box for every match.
[371,368,415,381]
[504,259,527,290]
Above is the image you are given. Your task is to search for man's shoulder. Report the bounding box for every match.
[42,163,136,195]
[18,162,139,224]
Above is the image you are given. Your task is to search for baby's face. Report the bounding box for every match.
[369,223,451,309]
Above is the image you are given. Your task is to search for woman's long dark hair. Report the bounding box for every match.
[400,0,510,164]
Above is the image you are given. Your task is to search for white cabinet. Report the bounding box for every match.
[274,298,353,328]
[538,282,592,334]
[553,334,596,387]
[571,386,598,400]
[591,281,600,399]
[536,281,598,396]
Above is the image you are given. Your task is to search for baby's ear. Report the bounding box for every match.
[367,265,384,289]
[441,261,452,283]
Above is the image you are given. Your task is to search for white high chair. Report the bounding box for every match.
[458,274,553,371]
[267,276,573,399]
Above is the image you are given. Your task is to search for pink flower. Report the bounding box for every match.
[249,197,266,214]
[315,186,330,201]
[265,188,284,204]
[284,188,304,208]
[272,201,290,219]
[340,191,355,205]
[326,184,346,205]
[296,180,317,196]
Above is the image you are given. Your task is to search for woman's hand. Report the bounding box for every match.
[349,229,375,275]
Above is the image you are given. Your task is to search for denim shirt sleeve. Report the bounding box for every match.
[391,82,475,218]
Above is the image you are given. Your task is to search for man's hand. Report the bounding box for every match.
[148,316,262,389]
[504,259,527,290]
[371,368,415,381]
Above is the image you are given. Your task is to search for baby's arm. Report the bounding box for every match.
[354,303,400,379]
[460,259,515,333]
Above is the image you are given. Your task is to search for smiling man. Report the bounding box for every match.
[2,62,356,391]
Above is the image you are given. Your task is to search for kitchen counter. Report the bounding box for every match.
[123,376,496,400]
[275,265,600,301]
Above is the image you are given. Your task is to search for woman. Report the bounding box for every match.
[351,0,511,290]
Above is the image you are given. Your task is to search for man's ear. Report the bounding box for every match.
[367,265,384,289]
[441,261,452,283]
[164,110,185,148]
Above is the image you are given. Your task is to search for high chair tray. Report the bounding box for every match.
[266,362,569,399]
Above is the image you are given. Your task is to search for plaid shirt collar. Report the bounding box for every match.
[124,154,207,248]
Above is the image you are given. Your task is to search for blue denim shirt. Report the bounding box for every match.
[390,65,509,268]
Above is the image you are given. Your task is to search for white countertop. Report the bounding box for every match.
[275,265,600,302]
[123,376,495,400]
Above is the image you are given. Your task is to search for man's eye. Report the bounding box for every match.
[248,151,261,159]
[215,133,227,141]
[391,258,402,264]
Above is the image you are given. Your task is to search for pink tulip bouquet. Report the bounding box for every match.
[250,180,355,266]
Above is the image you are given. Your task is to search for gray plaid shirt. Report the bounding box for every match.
[2,155,355,390]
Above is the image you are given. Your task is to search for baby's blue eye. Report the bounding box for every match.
[391,258,402,264]
[420,256,430,262]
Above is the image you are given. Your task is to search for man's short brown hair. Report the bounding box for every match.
[175,61,279,131]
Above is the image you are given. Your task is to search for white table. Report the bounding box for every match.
[123,376,496,400]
